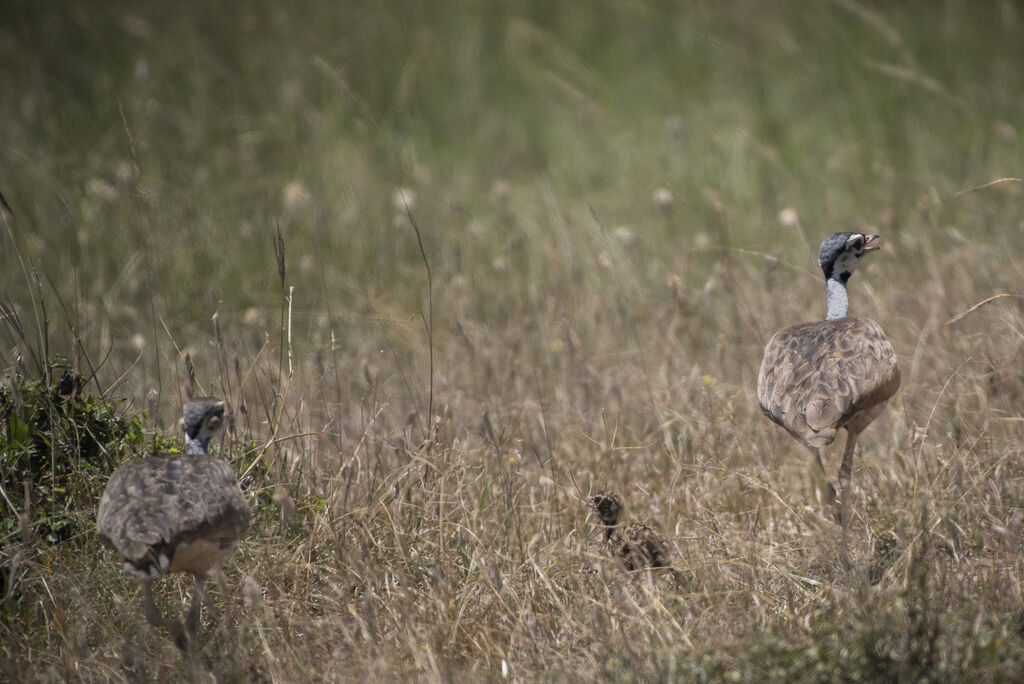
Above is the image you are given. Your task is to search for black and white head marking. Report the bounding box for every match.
[819,232,879,283]
[181,398,226,454]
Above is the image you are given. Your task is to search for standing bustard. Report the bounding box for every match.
[757,233,900,560]
[97,397,249,647]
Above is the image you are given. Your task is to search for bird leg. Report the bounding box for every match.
[186,573,222,639]
[837,430,859,567]
[809,447,838,508]
[142,579,187,649]
[185,575,207,636]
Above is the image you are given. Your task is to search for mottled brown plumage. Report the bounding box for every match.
[758,317,900,450]
[587,492,685,585]
[97,398,248,647]
[757,232,899,560]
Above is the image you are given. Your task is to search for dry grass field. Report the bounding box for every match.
[2,1,1024,680]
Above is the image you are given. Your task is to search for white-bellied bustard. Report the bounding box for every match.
[97,397,249,647]
[757,232,900,561]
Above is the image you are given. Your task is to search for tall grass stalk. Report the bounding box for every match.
[2,1,1023,680]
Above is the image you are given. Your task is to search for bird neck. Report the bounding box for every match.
[185,435,210,455]
[602,524,617,542]
[825,276,849,320]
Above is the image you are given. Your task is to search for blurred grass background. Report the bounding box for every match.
[2,0,1024,680]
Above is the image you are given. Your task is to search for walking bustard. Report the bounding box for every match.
[757,232,900,560]
[97,397,249,647]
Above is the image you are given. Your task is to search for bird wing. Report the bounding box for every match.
[97,455,249,578]
[758,317,899,449]
[630,523,673,568]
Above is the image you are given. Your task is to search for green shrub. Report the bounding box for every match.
[0,358,144,545]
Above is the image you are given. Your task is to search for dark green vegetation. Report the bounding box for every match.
[1,362,143,546]
[2,1,1023,680]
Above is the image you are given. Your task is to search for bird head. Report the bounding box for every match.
[181,398,227,454]
[819,232,880,284]
[587,491,624,526]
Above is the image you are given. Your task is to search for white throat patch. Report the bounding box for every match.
[832,249,863,280]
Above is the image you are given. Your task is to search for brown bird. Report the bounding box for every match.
[757,232,900,560]
[587,492,685,585]
[97,398,249,647]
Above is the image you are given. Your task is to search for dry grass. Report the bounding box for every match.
[2,1,1024,680]
[6,207,1024,681]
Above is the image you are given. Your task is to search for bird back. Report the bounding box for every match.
[757,317,900,449]
[97,454,249,579]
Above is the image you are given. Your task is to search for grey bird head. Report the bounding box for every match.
[819,232,880,284]
[181,397,227,455]
[587,491,625,526]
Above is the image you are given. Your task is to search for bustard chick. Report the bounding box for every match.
[97,398,249,647]
[757,232,900,560]
[587,492,684,584]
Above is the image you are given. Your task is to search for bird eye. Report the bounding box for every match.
[850,237,864,250]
